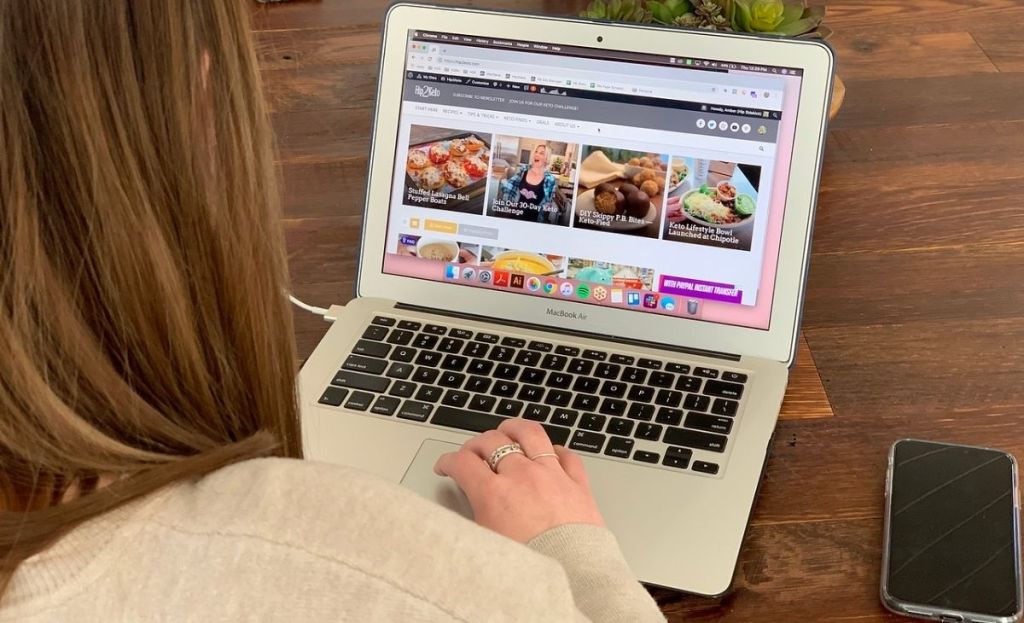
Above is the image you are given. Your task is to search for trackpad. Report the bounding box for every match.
[400,439,473,520]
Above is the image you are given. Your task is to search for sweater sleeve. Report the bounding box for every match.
[527,524,667,623]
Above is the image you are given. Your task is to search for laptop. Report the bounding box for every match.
[298,2,834,596]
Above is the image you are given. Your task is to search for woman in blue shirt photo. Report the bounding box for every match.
[497,143,560,223]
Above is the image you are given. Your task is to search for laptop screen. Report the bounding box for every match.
[382,29,804,330]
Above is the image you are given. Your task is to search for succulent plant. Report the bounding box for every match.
[646,0,692,24]
[733,0,824,37]
[579,0,652,23]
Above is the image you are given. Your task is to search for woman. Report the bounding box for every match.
[0,2,665,621]
[498,143,561,223]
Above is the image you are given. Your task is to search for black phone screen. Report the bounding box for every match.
[886,440,1020,618]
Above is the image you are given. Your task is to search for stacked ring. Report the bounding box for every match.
[487,443,524,472]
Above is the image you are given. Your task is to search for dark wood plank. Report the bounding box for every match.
[971,23,1024,72]
[829,31,998,79]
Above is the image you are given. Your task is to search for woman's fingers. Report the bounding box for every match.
[434,450,494,499]
[554,445,590,489]
[497,418,555,462]
[460,429,529,473]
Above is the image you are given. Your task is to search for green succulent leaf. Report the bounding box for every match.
[665,0,692,11]
[648,1,673,24]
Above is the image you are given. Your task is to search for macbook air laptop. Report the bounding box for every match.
[298,2,834,595]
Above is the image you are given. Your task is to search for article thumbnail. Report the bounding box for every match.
[486,136,578,227]
[663,158,762,252]
[404,125,492,215]
[566,257,656,291]
[479,246,567,276]
[396,233,480,264]
[573,146,668,239]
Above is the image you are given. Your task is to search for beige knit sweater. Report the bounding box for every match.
[0,458,666,622]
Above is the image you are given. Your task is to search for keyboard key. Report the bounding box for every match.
[517,385,545,403]
[621,367,647,384]
[414,385,443,403]
[501,336,526,348]
[469,394,496,412]
[610,354,634,365]
[430,407,570,445]
[520,368,546,384]
[627,403,655,421]
[693,461,720,475]
[540,354,567,371]
[683,394,711,412]
[414,351,442,367]
[489,347,515,362]
[412,367,439,384]
[627,385,655,403]
[649,371,675,388]
[440,355,468,372]
[579,413,606,431]
[568,358,594,375]
[386,330,414,346]
[685,412,734,435]
[385,362,413,380]
[371,395,401,416]
[423,323,447,335]
[344,391,374,411]
[397,400,433,422]
[494,364,520,380]
[515,350,541,367]
[388,381,417,398]
[569,430,605,453]
[598,398,626,417]
[582,349,607,361]
[449,328,473,339]
[711,398,739,417]
[655,407,683,427]
[465,376,492,393]
[676,375,702,392]
[606,417,634,436]
[633,450,659,464]
[524,404,551,422]
[397,320,422,331]
[599,381,626,398]
[412,334,439,350]
[544,389,572,407]
[604,436,634,458]
[572,377,600,393]
[666,363,690,374]
[541,425,572,446]
[694,367,719,379]
[722,371,748,383]
[663,427,728,453]
[467,359,494,375]
[655,389,683,407]
[637,358,662,370]
[318,386,348,407]
[550,409,578,427]
[389,346,416,363]
[362,325,389,341]
[662,446,693,469]
[331,370,390,394]
[528,340,553,353]
[635,423,663,441]
[703,380,745,400]
[555,345,580,357]
[492,380,519,397]
[371,316,396,327]
[438,338,464,353]
[438,371,466,389]
[546,372,573,389]
[352,339,391,358]
[463,342,489,358]
[572,394,599,412]
[475,332,499,344]
[343,354,387,375]
[442,390,471,408]
[595,363,620,379]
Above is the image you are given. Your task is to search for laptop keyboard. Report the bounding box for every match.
[317,315,750,477]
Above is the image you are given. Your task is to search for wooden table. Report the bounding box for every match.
[253,1,1024,620]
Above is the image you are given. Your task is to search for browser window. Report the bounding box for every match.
[382,30,803,330]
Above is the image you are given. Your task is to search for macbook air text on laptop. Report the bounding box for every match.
[298,3,833,595]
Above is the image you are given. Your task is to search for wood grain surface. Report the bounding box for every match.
[252,1,1024,620]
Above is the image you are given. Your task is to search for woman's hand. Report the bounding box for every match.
[434,419,605,543]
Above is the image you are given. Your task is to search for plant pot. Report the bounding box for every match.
[829,75,845,121]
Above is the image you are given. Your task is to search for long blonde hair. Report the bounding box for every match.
[0,0,299,590]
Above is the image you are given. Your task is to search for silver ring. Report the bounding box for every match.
[530,452,559,461]
[488,443,524,472]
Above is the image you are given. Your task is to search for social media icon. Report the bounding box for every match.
[576,284,591,299]
[493,271,510,287]
[696,118,706,129]
[592,286,608,302]
[730,122,740,132]
[741,123,751,134]
[610,289,624,304]
[543,280,557,294]
[510,274,525,289]
[559,282,574,297]
[687,299,700,315]
[478,269,492,284]
[720,122,730,132]
[526,277,541,292]
[462,267,476,280]
[643,293,659,309]
[626,291,641,306]
[707,120,717,130]
[659,296,677,312]
[444,265,459,280]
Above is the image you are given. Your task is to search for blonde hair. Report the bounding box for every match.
[0,0,299,590]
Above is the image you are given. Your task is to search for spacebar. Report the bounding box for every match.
[431,407,571,446]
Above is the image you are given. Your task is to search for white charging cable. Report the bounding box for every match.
[288,293,334,322]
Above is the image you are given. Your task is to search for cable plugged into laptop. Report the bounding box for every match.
[288,293,337,323]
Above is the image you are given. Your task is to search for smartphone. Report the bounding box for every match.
[882,439,1022,622]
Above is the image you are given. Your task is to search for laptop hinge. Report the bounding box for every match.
[395,303,742,362]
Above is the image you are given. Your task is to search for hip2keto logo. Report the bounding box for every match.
[414,84,441,99]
